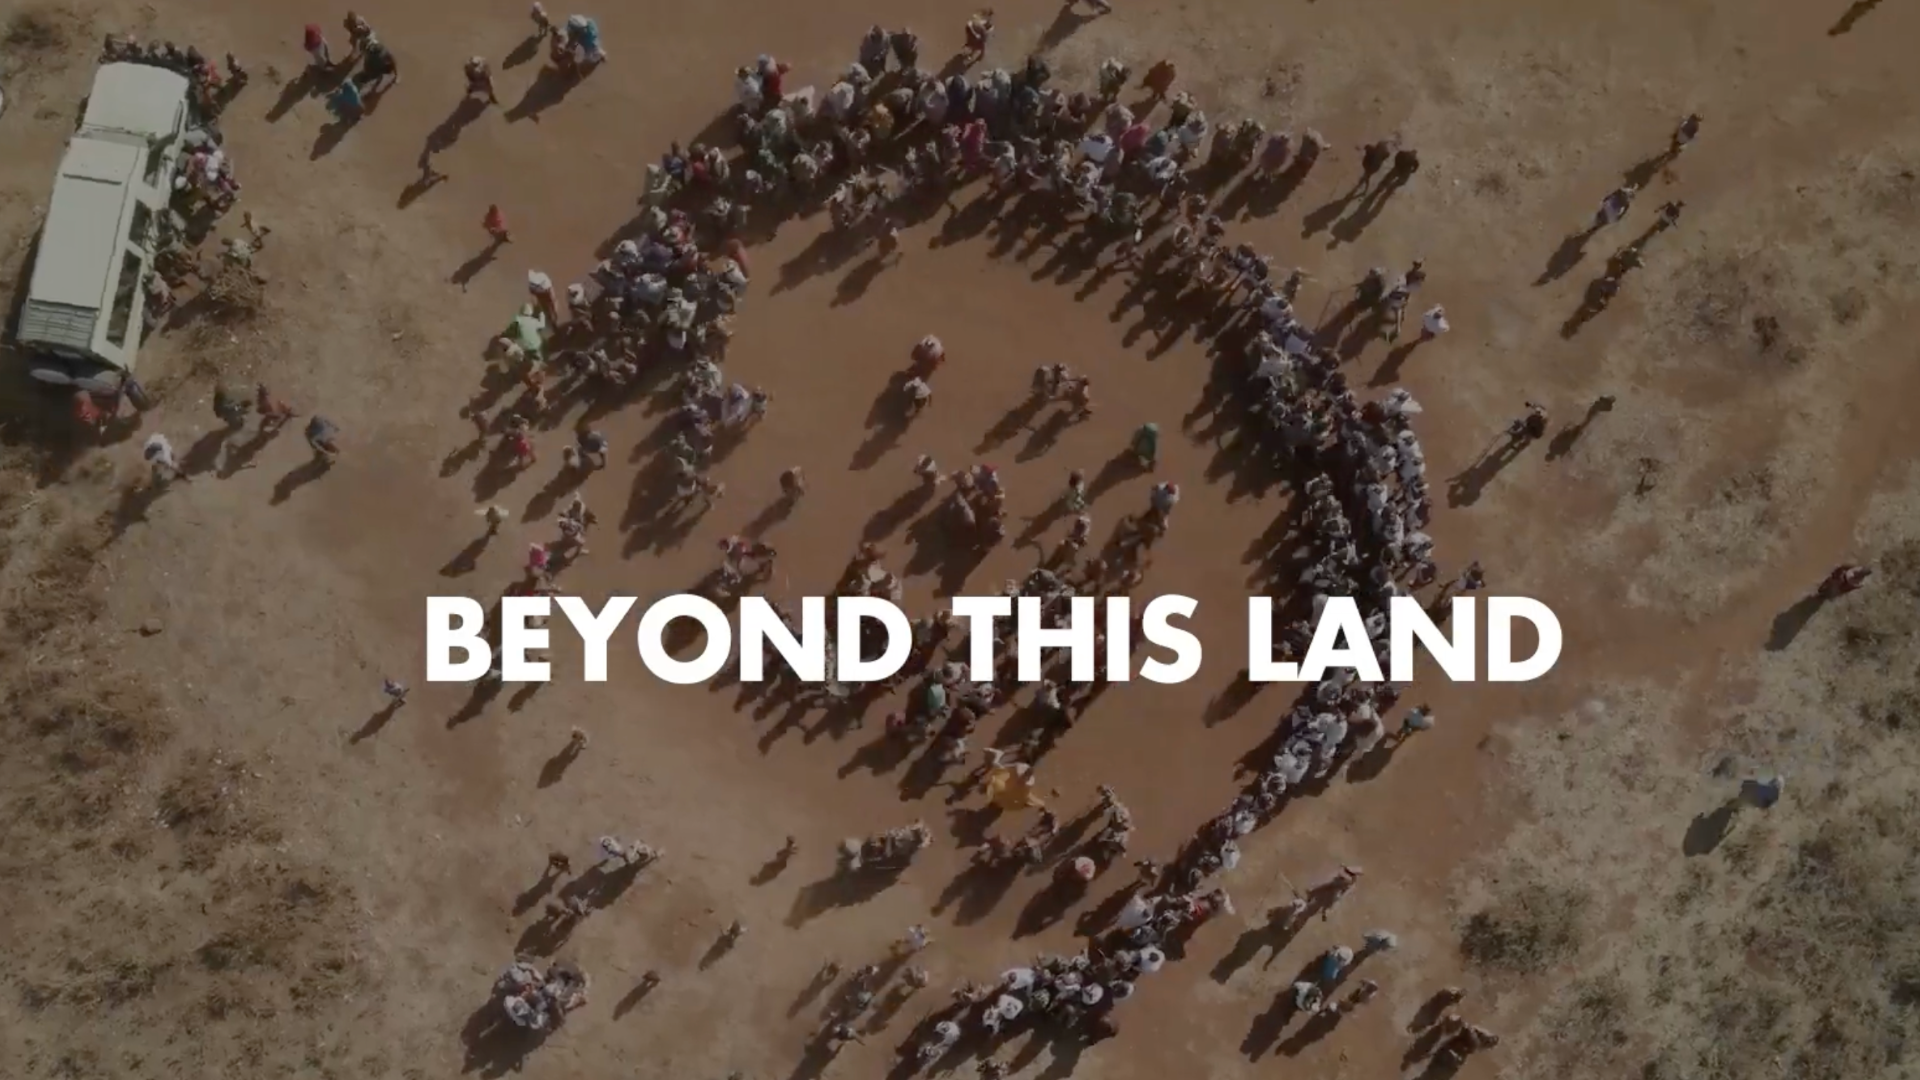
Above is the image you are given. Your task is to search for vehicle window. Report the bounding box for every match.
[130,203,153,247]
[143,146,164,187]
[105,251,143,348]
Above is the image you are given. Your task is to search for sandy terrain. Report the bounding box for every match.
[2,1,1918,1079]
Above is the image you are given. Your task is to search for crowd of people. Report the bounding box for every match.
[405,9,1511,1071]
[90,7,1747,1076]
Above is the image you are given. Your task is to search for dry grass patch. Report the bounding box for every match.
[1458,879,1590,974]
[1482,468,1920,1080]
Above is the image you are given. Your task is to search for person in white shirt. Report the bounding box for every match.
[1421,304,1450,340]
[143,433,182,484]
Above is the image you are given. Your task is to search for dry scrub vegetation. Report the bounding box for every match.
[1553,146,1920,617]
[0,444,379,1077]
[1462,471,1920,1080]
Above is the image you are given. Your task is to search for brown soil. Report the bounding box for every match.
[2,1,1918,1079]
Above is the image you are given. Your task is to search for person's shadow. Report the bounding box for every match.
[506,66,579,122]
[271,457,331,504]
[311,113,361,159]
[537,739,585,787]
[1831,0,1886,35]
[266,70,314,122]
[1682,800,1739,856]
[1545,395,1614,461]
[1765,592,1827,651]
[350,700,403,743]
[504,36,542,69]
[452,239,507,288]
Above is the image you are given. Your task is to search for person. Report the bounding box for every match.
[1149,481,1179,515]
[256,384,295,431]
[143,432,183,484]
[1420,305,1450,340]
[213,383,250,429]
[963,9,994,61]
[1513,403,1548,441]
[326,76,364,120]
[1655,200,1685,231]
[900,924,932,953]
[466,56,499,104]
[1818,564,1871,598]
[890,27,920,69]
[1064,469,1088,513]
[382,677,410,705]
[1457,560,1487,593]
[1073,0,1114,16]
[1382,266,1422,342]
[71,389,110,437]
[780,466,806,502]
[1297,128,1327,171]
[305,415,341,463]
[1357,140,1390,191]
[1397,704,1434,741]
[912,335,945,371]
[1142,59,1175,99]
[1592,184,1636,230]
[903,376,933,417]
[914,454,940,484]
[549,24,576,75]
[1670,112,1701,155]
[343,11,376,59]
[1360,929,1398,955]
[360,38,399,91]
[484,203,513,247]
[565,425,604,470]
[1737,774,1784,810]
[507,422,537,469]
[530,1,555,37]
[566,15,605,66]
[858,25,888,75]
[1391,146,1420,179]
[1130,422,1159,468]
[303,23,332,69]
[480,504,508,535]
[528,270,561,325]
[520,365,548,411]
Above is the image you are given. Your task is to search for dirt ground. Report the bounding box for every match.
[2,0,1918,1078]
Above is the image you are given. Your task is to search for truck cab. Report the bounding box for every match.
[17,62,191,393]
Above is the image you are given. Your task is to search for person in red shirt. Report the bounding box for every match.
[71,390,107,436]
[303,23,332,69]
[484,204,512,245]
[256,384,296,432]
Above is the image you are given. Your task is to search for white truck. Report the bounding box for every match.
[16,62,192,393]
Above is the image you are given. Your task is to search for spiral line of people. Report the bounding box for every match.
[409,4,1539,1072]
[136,3,1643,1074]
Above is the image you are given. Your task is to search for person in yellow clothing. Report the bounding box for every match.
[982,747,1046,811]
